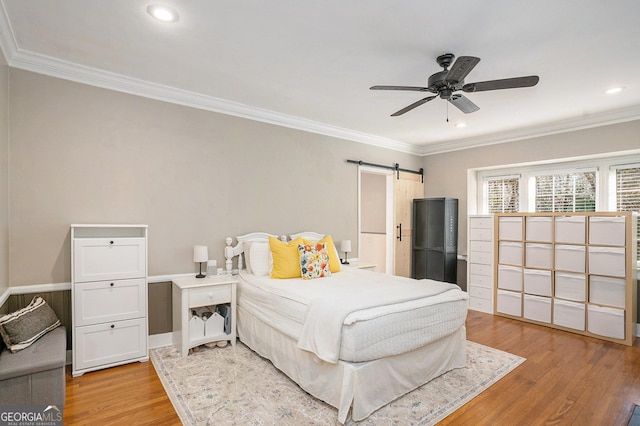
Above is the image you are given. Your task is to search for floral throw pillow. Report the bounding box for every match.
[298,243,331,280]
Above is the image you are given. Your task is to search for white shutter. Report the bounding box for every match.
[614,165,640,260]
[534,171,596,212]
[486,176,520,213]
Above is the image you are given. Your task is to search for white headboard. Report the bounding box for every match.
[290,231,325,242]
[224,232,281,273]
[224,231,331,273]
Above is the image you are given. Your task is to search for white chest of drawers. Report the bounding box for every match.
[467,215,495,313]
[71,224,148,376]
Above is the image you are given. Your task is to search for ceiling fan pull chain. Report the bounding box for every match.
[446,101,449,122]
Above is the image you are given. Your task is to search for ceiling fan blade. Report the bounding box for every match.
[463,75,539,92]
[370,85,430,92]
[445,56,480,83]
[449,94,479,114]
[390,96,437,116]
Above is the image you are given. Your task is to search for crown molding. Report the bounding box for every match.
[5,45,640,158]
[417,105,640,156]
[3,45,421,155]
[0,1,17,63]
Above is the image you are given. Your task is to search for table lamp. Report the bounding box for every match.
[193,245,208,278]
[340,240,351,265]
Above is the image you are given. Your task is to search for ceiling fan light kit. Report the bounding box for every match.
[371,53,539,117]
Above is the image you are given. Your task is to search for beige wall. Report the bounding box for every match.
[7,69,422,286]
[0,47,9,294]
[422,120,640,254]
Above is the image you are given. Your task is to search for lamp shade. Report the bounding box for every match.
[340,240,352,253]
[193,245,208,263]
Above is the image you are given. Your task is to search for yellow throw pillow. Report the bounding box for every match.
[303,235,341,273]
[270,236,304,279]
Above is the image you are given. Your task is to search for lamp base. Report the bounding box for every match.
[196,262,205,278]
[341,259,350,265]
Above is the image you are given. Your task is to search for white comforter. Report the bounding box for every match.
[240,268,467,364]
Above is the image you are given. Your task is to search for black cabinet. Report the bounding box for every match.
[412,197,458,283]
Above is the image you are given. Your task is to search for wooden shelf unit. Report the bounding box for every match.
[494,212,638,346]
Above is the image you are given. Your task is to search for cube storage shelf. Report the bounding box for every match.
[494,212,638,346]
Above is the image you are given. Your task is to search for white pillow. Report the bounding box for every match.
[244,241,272,276]
[243,242,254,274]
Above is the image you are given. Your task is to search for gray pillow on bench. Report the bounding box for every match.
[0,296,60,353]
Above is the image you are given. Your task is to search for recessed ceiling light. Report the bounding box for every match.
[605,86,625,95]
[455,123,467,128]
[146,5,179,23]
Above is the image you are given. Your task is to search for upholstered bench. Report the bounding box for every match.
[0,326,66,406]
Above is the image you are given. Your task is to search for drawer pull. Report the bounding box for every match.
[110,324,115,329]
[110,282,114,287]
[109,240,114,245]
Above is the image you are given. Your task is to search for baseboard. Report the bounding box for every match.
[0,287,10,307]
[149,332,174,349]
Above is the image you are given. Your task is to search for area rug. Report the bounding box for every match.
[150,341,524,425]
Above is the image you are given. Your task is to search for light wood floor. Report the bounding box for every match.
[64,310,640,425]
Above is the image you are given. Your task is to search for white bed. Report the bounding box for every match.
[224,232,469,423]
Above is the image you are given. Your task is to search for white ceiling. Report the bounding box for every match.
[1,0,639,155]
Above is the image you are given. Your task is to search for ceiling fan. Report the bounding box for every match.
[370,53,539,116]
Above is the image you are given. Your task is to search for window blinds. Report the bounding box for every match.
[614,165,640,260]
[486,176,519,213]
[535,171,596,212]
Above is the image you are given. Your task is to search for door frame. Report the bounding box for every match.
[358,165,395,274]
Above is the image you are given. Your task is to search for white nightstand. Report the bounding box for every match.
[343,261,376,271]
[172,275,238,357]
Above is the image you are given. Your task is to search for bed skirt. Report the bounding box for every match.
[237,305,467,423]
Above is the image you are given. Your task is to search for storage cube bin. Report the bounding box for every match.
[526,216,553,242]
[523,294,552,323]
[189,314,205,340]
[555,244,586,273]
[524,268,552,297]
[499,241,523,266]
[555,216,586,244]
[588,246,626,277]
[587,304,625,339]
[555,272,586,302]
[589,216,626,246]
[498,265,523,291]
[525,243,553,269]
[553,299,585,331]
[589,275,626,308]
[497,289,522,317]
[499,216,523,240]
[204,312,226,337]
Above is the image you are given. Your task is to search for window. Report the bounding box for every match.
[475,153,640,263]
[534,171,596,212]
[486,176,519,213]
[614,164,640,259]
